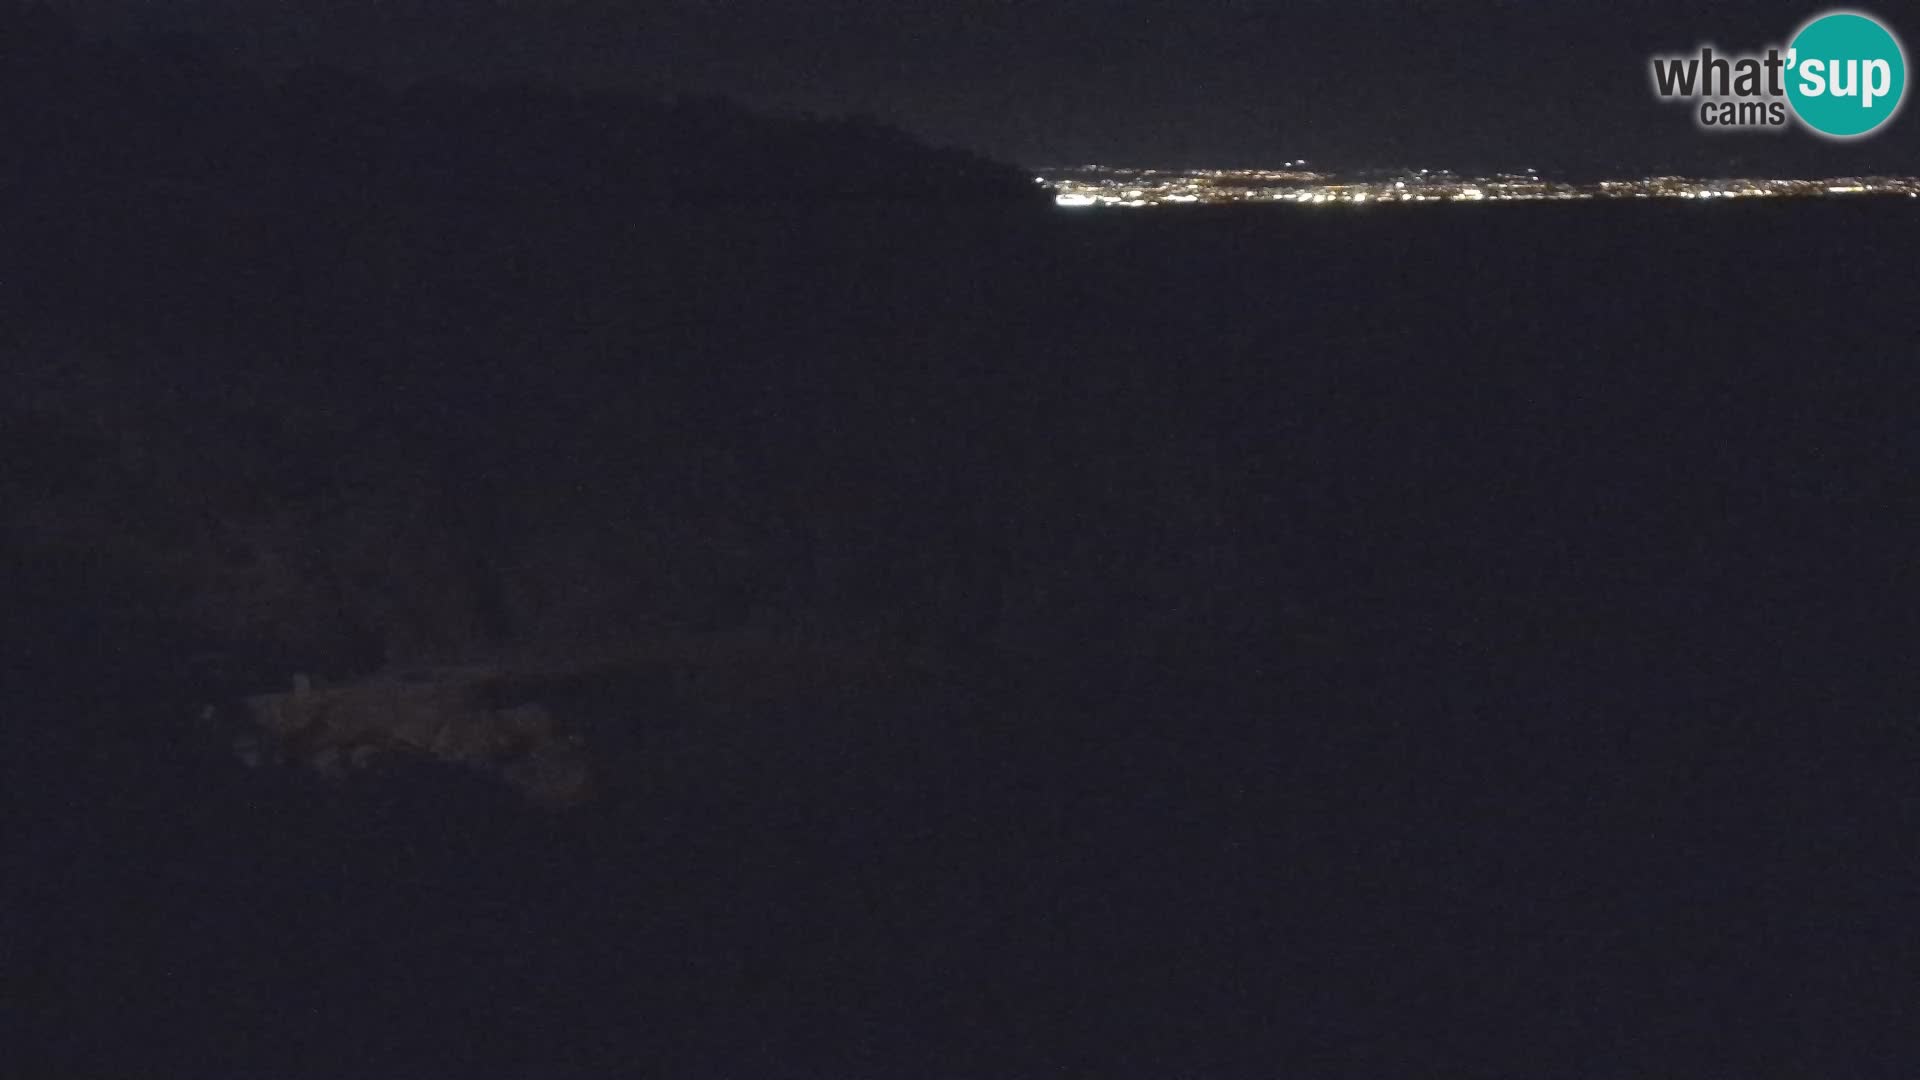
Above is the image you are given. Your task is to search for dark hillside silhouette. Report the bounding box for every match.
[0,5,1038,207]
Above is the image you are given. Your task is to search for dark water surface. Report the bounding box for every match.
[11,199,1920,1077]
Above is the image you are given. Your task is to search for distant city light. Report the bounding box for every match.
[1032,165,1920,210]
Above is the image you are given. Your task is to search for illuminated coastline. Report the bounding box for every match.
[1038,165,1920,208]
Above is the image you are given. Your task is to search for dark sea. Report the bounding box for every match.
[10,196,1920,1078]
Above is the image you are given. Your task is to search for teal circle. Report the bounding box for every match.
[1786,12,1907,138]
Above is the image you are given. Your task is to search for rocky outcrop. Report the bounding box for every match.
[231,668,592,808]
[217,623,936,810]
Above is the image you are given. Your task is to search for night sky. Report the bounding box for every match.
[45,2,1920,178]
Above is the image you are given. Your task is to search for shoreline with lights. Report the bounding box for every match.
[1039,165,1920,208]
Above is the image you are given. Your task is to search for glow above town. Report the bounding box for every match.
[1038,166,1920,208]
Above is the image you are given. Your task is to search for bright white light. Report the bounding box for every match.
[1055,192,1096,207]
